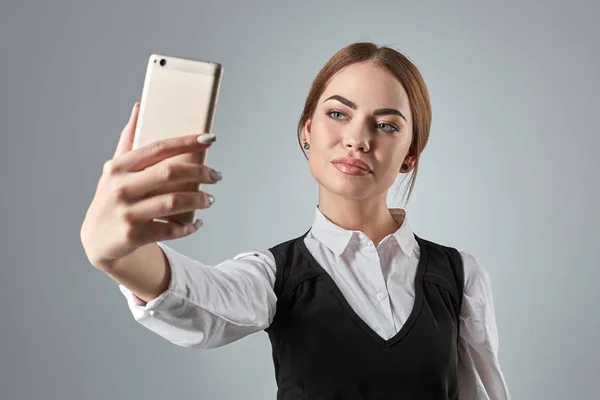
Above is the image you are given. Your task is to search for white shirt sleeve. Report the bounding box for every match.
[119,241,278,349]
[457,251,511,400]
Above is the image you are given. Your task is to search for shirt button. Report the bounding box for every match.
[149,310,157,317]
[377,293,387,301]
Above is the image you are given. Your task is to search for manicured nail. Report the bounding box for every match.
[206,193,215,205]
[197,133,216,144]
[192,219,203,230]
[210,170,223,182]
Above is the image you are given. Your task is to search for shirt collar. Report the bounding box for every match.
[309,206,416,257]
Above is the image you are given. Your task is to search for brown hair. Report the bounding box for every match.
[297,42,432,204]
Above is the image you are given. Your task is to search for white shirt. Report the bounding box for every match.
[120,207,511,399]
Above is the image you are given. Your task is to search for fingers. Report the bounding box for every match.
[121,161,222,200]
[136,219,204,245]
[111,133,216,173]
[126,190,215,221]
[113,102,140,159]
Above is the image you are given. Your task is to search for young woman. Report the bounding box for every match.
[81,42,510,399]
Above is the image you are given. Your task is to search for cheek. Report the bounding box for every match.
[311,117,340,149]
[375,141,409,176]
[385,131,411,159]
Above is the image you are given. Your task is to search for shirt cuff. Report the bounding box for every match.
[118,241,182,314]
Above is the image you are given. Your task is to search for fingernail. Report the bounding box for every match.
[210,170,223,182]
[131,102,138,115]
[197,133,216,144]
[207,193,215,205]
[192,219,203,230]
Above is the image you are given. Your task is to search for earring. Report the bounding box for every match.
[402,163,409,170]
[303,142,310,150]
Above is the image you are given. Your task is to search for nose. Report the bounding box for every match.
[343,120,371,152]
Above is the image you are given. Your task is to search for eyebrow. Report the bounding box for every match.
[323,95,407,122]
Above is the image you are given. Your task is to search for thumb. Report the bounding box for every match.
[113,102,140,158]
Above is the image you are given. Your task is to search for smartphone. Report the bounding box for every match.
[132,54,223,225]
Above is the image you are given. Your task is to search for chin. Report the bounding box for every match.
[318,170,377,201]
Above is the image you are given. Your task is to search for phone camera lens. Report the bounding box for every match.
[160,59,166,66]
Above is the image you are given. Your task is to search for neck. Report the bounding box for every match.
[318,189,401,247]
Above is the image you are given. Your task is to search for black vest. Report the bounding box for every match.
[265,230,464,400]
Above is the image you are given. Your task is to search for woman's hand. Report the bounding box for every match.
[80,102,222,268]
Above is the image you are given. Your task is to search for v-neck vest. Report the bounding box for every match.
[265,230,464,400]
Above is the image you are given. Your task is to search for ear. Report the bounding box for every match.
[400,155,417,173]
[302,118,312,143]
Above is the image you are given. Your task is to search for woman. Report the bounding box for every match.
[81,42,510,399]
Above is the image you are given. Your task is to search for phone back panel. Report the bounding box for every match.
[133,55,222,225]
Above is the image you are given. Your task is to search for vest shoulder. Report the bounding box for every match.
[416,235,465,301]
[416,235,459,254]
[268,229,310,254]
[415,235,464,269]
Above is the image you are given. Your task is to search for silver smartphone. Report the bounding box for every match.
[132,54,223,225]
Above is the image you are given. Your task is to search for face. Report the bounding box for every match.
[303,61,414,202]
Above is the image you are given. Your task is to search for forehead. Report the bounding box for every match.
[320,61,410,113]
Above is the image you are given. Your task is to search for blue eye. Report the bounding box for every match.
[327,110,346,120]
[377,122,399,133]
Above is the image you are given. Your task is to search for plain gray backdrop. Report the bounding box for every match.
[1,0,598,399]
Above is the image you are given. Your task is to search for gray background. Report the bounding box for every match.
[1,0,598,399]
